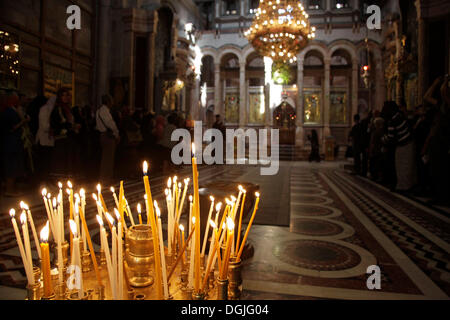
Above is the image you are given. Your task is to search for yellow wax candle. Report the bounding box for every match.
[142,161,163,300]
[179,225,186,266]
[68,182,74,255]
[118,181,126,231]
[201,221,220,292]
[220,218,235,279]
[40,222,53,298]
[235,189,247,256]
[191,143,201,292]
[237,192,260,262]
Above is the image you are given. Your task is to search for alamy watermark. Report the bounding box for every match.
[171,121,280,176]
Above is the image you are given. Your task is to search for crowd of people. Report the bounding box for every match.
[350,75,450,206]
[0,88,188,197]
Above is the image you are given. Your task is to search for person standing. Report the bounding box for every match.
[308,130,321,162]
[1,93,28,197]
[382,101,417,192]
[96,94,120,181]
[36,96,56,185]
[349,114,364,175]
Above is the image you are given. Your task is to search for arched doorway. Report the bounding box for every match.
[273,101,296,145]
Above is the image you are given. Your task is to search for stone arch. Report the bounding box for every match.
[329,40,357,63]
[200,47,218,64]
[242,44,257,62]
[298,42,330,62]
[217,45,245,65]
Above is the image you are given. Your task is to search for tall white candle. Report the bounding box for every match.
[125,199,135,226]
[177,179,189,225]
[69,220,83,297]
[97,216,114,299]
[10,210,33,285]
[188,196,193,249]
[20,212,34,285]
[115,210,124,300]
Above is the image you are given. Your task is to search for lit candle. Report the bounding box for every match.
[155,201,169,300]
[68,181,74,254]
[105,212,117,300]
[137,203,143,225]
[179,224,186,266]
[202,220,220,292]
[142,161,162,300]
[125,199,135,226]
[80,189,87,252]
[188,195,193,249]
[208,202,222,268]
[111,186,119,210]
[97,216,115,298]
[97,184,109,216]
[201,196,215,259]
[40,221,53,298]
[10,209,33,285]
[20,211,34,282]
[177,178,189,225]
[220,217,235,279]
[21,202,41,259]
[69,219,83,298]
[42,189,55,239]
[54,197,63,286]
[236,192,260,262]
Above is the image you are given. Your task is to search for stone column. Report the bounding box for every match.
[222,79,227,119]
[296,57,305,148]
[147,22,157,113]
[324,58,331,141]
[416,0,426,104]
[352,58,359,124]
[97,0,111,105]
[214,63,222,116]
[326,0,331,11]
[375,58,384,111]
[239,62,247,127]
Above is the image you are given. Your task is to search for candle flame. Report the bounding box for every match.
[143,161,149,174]
[178,182,182,189]
[80,188,85,198]
[92,193,98,201]
[192,143,196,155]
[210,196,214,202]
[255,192,260,198]
[96,215,103,226]
[216,202,222,211]
[222,222,226,230]
[74,202,79,214]
[137,203,142,214]
[192,217,196,224]
[19,201,25,209]
[20,212,26,225]
[167,178,172,188]
[52,198,57,207]
[155,203,161,218]
[40,221,50,242]
[114,208,120,221]
[173,176,178,184]
[165,188,169,196]
[66,189,70,195]
[9,209,15,218]
[58,182,63,189]
[227,217,235,231]
[42,188,47,196]
[96,184,101,193]
[105,212,115,226]
[179,224,185,232]
[67,181,73,189]
[238,185,243,192]
[189,195,193,202]
[110,186,115,193]
[47,193,51,199]
[242,188,247,194]
[209,220,216,229]
[75,193,80,201]
[144,194,147,200]
[57,193,62,203]
[185,178,190,185]
[231,196,236,202]
[69,219,77,237]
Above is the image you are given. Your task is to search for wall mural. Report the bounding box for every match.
[330,92,347,124]
[304,91,321,124]
[224,93,239,123]
[248,92,265,124]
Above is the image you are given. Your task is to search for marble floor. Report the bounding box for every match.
[0,161,449,300]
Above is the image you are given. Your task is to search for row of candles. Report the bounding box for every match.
[9,143,261,300]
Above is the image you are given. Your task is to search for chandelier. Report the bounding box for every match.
[244,0,316,64]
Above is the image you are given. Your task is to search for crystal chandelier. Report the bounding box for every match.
[244,0,316,64]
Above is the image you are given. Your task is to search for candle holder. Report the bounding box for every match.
[208,270,215,289]
[95,285,105,300]
[67,291,90,300]
[181,287,193,300]
[86,289,94,300]
[228,258,242,300]
[179,269,188,288]
[81,250,91,273]
[99,250,107,266]
[216,278,228,300]
[192,291,206,300]
[134,293,146,300]
[26,282,41,300]
[55,283,67,300]
[125,225,155,288]
[41,293,56,300]
[127,288,136,300]
[62,241,69,267]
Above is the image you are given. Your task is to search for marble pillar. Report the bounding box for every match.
[352,59,359,124]
[214,63,222,116]
[239,62,247,127]
[323,58,331,141]
[296,57,305,148]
